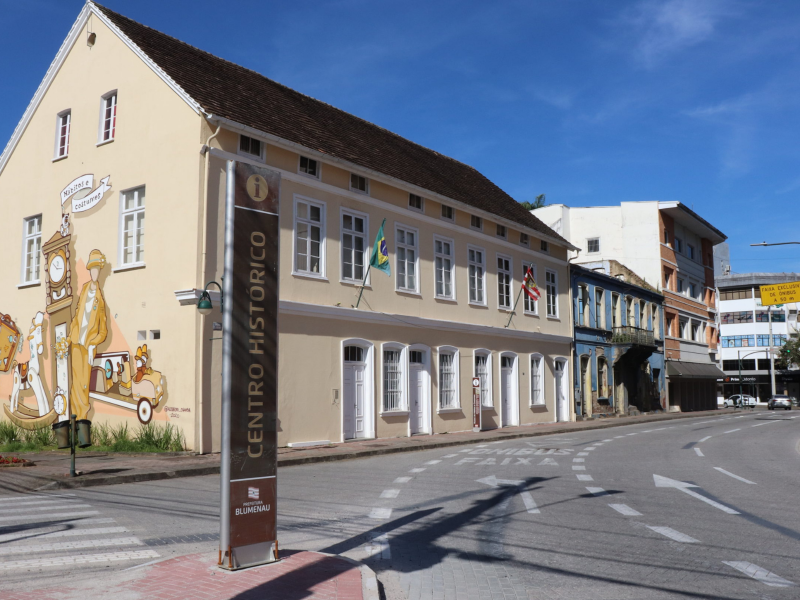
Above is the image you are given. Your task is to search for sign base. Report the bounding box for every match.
[219,541,277,571]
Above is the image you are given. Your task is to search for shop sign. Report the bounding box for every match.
[223,162,280,568]
[760,281,800,306]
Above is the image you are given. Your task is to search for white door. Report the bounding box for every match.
[343,363,366,439]
[555,360,568,422]
[409,364,424,434]
[500,356,517,427]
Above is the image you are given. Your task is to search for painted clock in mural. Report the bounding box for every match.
[42,230,73,314]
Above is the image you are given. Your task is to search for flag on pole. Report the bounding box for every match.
[369,218,391,276]
[522,266,540,300]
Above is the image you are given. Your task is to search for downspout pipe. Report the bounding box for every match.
[567,251,581,421]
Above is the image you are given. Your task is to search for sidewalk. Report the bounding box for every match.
[3,550,378,600]
[4,408,739,493]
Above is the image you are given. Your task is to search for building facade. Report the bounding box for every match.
[535,201,726,412]
[0,3,578,452]
[715,272,800,402]
[571,262,665,418]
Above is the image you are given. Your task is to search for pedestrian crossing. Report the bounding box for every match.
[0,493,158,573]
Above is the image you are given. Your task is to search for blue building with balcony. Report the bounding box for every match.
[571,261,666,418]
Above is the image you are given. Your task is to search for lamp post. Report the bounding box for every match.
[751,241,800,246]
[197,280,224,316]
[737,349,762,406]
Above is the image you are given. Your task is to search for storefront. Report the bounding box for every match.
[718,372,800,402]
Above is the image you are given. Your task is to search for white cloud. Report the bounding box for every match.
[620,0,735,68]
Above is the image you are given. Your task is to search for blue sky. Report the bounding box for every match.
[2,0,799,273]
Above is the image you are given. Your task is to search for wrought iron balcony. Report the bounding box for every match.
[612,326,655,347]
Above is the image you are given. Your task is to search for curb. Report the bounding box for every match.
[328,554,379,600]
[36,409,736,490]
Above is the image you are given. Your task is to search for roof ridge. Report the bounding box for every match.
[91,2,490,178]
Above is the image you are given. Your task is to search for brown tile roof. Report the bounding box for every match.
[94,3,569,245]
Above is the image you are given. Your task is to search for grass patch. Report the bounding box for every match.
[0,420,185,453]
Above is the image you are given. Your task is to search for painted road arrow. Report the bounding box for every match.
[476,476,539,513]
[653,474,740,515]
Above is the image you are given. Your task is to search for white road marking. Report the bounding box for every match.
[476,475,523,487]
[0,550,160,570]
[609,504,642,516]
[653,474,739,514]
[0,536,143,556]
[0,503,90,515]
[363,533,391,559]
[752,421,779,427]
[393,477,411,484]
[476,444,488,447]
[442,454,458,458]
[626,433,638,436]
[424,460,441,465]
[576,474,594,481]
[642,430,654,433]
[586,446,598,450]
[459,448,473,452]
[520,491,540,514]
[577,452,589,456]
[573,458,585,463]
[602,439,613,442]
[369,508,392,520]
[586,487,608,496]
[652,428,667,431]
[713,467,756,485]
[409,468,426,473]
[722,561,796,587]
[614,436,625,438]
[380,489,400,499]
[0,494,75,503]
[694,448,704,457]
[699,436,712,442]
[0,526,128,544]
[0,510,100,523]
[723,429,741,434]
[647,526,699,543]
[538,458,559,466]
[572,465,586,471]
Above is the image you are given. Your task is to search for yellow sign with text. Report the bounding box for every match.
[760,281,800,306]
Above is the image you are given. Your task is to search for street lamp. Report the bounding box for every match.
[736,349,763,406]
[197,280,223,316]
[750,241,800,246]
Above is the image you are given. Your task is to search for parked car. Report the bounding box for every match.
[768,395,792,410]
[723,394,757,408]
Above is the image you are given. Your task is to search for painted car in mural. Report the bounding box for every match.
[1,174,168,429]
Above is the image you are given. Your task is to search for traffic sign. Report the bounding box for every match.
[760,281,800,306]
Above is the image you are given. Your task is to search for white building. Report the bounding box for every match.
[716,272,800,402]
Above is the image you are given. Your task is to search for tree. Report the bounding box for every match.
[520,194,546,211]
[775,337,800,370]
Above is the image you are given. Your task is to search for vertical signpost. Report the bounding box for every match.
[472,377,482,432]
[219,160,280,570]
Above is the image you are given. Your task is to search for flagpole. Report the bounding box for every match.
[355,262,372,309]
[505,285,525,328]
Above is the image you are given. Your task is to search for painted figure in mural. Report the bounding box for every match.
[69,250,108,421]
[10,313,51,416]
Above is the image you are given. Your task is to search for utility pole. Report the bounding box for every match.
[768,305,776,396]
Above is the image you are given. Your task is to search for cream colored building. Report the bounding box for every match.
[0,3,577,452]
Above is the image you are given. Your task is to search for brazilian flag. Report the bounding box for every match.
[369,219,391,276]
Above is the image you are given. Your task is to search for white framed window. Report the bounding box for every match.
[21,215,42,283]
[293,196,325,277]
[441,204,454,221]
[438,346,459,410]
[395,224,418,293]
[470,215,483,231]
[341,209,368,283]
[54,110,71,159]
[350,173,369,194]
[99,92,117,143]
[653,304,661,339]
[408,193,423,212]
[540,239,549,253]
[382,344,406,412]
[119,186,145,266]
[474,350,492,407]
[497,254,512,309]
[639,300,647,329]
[298,155,320,178]
[238,134,263,160]
[545,269,558,317]
[595,288,605,329]
[434,236,455,300]
[468,245,486,305]
[587,238,600,253]
[519,232,529,247]
[611,293,621,328]
[496,224,507,239]
[577,284,590,326]
[530,353,544,406]
[522,262,538,315]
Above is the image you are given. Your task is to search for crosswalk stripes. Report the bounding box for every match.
[0,493,159,573]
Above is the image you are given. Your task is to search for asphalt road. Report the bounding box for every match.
[1,409,799,599]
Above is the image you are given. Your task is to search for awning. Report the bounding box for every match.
[667,361,726,379]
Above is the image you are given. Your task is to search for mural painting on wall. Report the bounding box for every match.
[2,174,166,431]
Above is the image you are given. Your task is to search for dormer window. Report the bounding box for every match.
[441,205,454,221]
[496,224,507,239]
[299,155,319,178]
[350,173,369,194]
[520,232,529,246]
[470,215,482,230]
[540,240,549,253]
[408,193,423,212]
[239,134,263,159]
